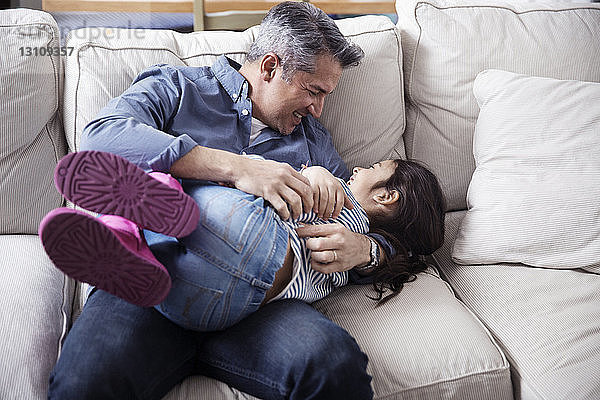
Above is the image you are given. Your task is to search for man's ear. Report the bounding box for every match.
[260,53,279,81]
[374,189,400,206]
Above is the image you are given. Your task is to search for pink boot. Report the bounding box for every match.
[39,208,171,307]
[53,150,199,237]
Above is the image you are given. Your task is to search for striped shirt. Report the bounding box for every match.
[271,178,370,303]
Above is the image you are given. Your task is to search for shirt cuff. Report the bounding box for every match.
[367,232,396,259]
[348,233,395,285]
[147,134,198,172]
[348,269,374,285]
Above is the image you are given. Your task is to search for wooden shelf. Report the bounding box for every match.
[43,0,395,15]
[204,1,395,15]
[42,0,192,13]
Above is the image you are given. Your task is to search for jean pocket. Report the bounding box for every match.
[156,275,224,332]
[196,187,264,253]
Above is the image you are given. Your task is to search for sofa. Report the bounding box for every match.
[1,0,599,399]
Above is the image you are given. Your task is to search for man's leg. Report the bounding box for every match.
[198,299,374,400]
[48,290,198,400]
[49,293,372,400]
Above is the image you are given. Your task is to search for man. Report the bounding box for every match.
[49,2,380,399]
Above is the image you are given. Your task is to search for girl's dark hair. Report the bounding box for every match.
[368,159,446,306]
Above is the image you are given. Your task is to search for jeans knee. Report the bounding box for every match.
[289,323,373,400]
[48,363,105,400]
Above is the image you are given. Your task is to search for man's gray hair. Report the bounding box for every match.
[246,1,365,82]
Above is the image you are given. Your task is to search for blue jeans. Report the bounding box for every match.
[150,181,289,331]
[48,291,373,399]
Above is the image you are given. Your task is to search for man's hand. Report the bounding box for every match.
[300,166,353,219]
[296,224,371,274]
[234,157,314,220]
[169,146,313,220]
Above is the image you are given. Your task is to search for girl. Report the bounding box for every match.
[40,151,445,331]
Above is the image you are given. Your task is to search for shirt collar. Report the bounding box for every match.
[212,55,249,103]
[212,55,303,138]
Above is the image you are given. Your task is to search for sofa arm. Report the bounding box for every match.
[0,9,67,235]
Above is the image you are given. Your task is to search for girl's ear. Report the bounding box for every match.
[373,189,400,205]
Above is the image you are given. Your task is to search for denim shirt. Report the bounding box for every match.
[81,55,350,180]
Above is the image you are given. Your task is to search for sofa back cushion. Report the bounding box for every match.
[396,0,600,210]
[63,15,405,171]
[0,9,66,234]
[452,70,600,272]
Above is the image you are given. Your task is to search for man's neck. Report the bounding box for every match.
[238,62,255,98]
[239,62,273,127]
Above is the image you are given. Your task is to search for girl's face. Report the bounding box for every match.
[348,160,398,214]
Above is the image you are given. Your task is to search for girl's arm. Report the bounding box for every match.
[299,166,353,219]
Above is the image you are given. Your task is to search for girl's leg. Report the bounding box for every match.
[53,150,199,237]
[149,181,290,332]
[39,209,171,307]
[40,150,196,307]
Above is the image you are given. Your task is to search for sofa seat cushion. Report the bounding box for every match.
[160,270,512,400]
[0,235,74,399]
[435,211,600,400]
[396,0,600,211]
[313,271,512,399]
[0,9,67,234]
[63,15,406,170]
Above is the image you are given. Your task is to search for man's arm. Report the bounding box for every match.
[82,65,314,220]
[170,146,314,220]
[81,65,197,173]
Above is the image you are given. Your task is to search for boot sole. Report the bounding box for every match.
[39,208,171,307]
[54,150,199,237]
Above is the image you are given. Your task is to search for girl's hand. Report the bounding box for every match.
[300,166,353,219]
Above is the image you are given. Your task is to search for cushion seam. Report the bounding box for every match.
[377,366,510,398]
[416,1,600,15]
[345,26,396,38]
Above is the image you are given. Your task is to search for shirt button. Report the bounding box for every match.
[241,109,249,116]
[232,93,238,100]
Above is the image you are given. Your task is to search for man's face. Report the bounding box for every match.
[254,54,343,135]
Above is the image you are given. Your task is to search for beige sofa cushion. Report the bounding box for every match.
[436,211,600,400]
[161,270,512,400]
[0,9,66,234]
[396,0,600,210]
[313,272,511,399]
[0,235,75,399]
[63,15,405,171]
[453,70,600,273]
